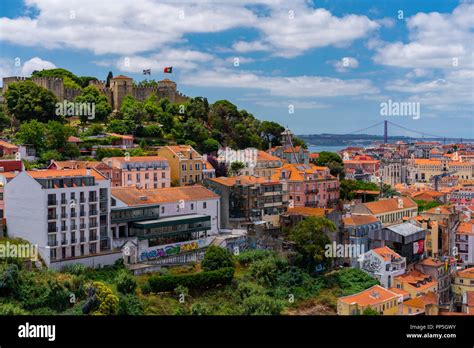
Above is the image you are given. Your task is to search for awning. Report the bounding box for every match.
[131,214,210,229]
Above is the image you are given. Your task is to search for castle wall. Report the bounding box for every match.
[2,76,189,112]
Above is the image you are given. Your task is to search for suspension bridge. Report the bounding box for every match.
[343,120,474,144]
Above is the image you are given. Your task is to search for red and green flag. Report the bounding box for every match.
[164,67,173,73]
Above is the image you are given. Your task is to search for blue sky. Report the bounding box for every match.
[0,0,473,138]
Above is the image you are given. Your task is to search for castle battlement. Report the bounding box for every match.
[2,74,188,111]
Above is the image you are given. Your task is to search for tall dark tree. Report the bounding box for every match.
[106,71,113,88]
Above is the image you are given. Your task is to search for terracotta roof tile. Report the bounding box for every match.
[111,185,219,205]
[339,285,400,306]
[363,197,417,215]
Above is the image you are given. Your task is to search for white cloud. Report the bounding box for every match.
[181,68,379,98]
[20,57,56,76]
[95,49,215,73]
[0,0,259,55]
[332,57,359,72]
[0,1,379,58]
[373,4,474,69]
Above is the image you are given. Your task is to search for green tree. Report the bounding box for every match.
[45,121,70,151]
[14,120,47,152]
[201,246,235,272]
[315,152,343,167]
[106,119,133,135]
[5,81,59,123]
[75,85,112,123]
[259,121,285,148]
[289,216,336,271]
[230,161,245,176]
[121,95,146,126]
[201,138,220,154]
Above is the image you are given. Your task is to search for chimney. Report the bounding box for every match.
[86,169,91,176]
[139,195,148,201]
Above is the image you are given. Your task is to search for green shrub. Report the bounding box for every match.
[62,264,87,276]
[248,256,288,287]
[147,267,234,293]
[0,264,20,296]
[201,246,234,272]
[237,281,266,299]
[0,302,28,315]
[242,294,283,315]
[116,270,137,295]
[118,294,144,315]
[190,302,211,315]
[236,250,276,266]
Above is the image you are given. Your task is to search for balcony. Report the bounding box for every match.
[70,212,77,218]
[304,202,318,208]
[80,198,86,203]
[48,226,58,233]
[61,239,68,245]
[80,237,86,243]
[89,210,98,216]
[80,223,87,229]
[48,240,58,247]
[89,234,98,241]
[61,225,68,232]
[304,189,318,194]
[47,214,57,220]
[60,199,68,205]
[70,238,77,244]
[80,211,86,217]
[89,197,98,203]
[327,187,339,192]
[47,200,58,206]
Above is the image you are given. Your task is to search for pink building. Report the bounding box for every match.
[272,163,339,208]
[343,155,380,178]
[0,140,19,157]
[102,156,170,189]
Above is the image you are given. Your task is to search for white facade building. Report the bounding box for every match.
[359,246,406,288]
[5,169,119,269]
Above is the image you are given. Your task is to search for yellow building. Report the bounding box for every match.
[393,270,438,299]
[452,267,474,305]
[408,158,474,183]
[337,285,402,315]
[157,145,203,186]
[401,291,438,315]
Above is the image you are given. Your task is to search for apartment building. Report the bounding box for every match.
[5,169,118,269]
[452,267,474,310]
[48,159,122,187]
[204,176,286,232]
[352,197,418,226]
[157,145,203,186]
[218,148,283,179]
[359,246,406,288]
[455,221,474,267]
[110,185,219,265]
[272,163,339,208]
[343,214,382,265]
[393,270,438,299]
[102,156,170,189]
[343,155,380,180]
[337,285,402,315]
[415,258,451,307]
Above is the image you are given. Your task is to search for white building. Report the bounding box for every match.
[359,246,406,288]
[109,185,220,266]
[5,169,120,269]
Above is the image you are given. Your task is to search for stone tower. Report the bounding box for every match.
[110,75,133,111]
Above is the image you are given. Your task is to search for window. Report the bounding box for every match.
[195,163,200,170]
[203,202,207,209]
[182,164,186,171]
[161,206,165,214]
[191,203,194,210]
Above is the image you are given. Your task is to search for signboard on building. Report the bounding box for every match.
[413,240,424,254]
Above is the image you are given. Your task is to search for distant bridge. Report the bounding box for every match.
[344,120,474,144]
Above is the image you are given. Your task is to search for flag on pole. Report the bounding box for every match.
[164,67,173,73]
[143,69,151,75]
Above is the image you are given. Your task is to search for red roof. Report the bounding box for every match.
[0,160,23,172]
